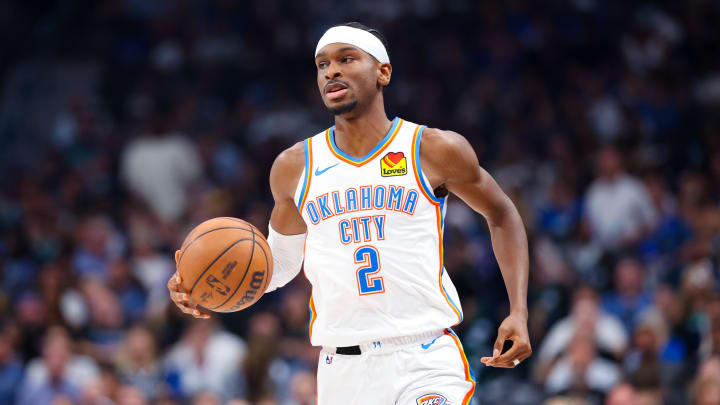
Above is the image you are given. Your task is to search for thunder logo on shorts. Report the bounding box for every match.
[380,151,407,177]
[416,394,447,405]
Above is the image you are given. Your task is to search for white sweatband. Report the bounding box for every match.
[315,26,390,64]
[265,224,306,292]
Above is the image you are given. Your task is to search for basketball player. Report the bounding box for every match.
[168,22,531,404]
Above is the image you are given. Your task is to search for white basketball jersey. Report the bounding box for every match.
[294,117,464,347]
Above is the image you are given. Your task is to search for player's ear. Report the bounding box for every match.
[175,250,181,264]
[377,62,391,87]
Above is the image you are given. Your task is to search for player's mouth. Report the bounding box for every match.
[325,81,349,100]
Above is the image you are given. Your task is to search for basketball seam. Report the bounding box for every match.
[188,237,254,294]
[178,226,252,268]
[217,217,252,226]
[181,219,250,249]
[211,225,257,310]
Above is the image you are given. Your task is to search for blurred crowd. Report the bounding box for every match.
[1,0,720,404]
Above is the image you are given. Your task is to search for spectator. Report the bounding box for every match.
[624,310,680,398]
[107,259,148,323]
[602,257,654,333]
[286,370,316,405]
[544,330,621,396]
[115,384,149,405]
[115,325,165,400]
[226,400,251,405]
[163,318,246,400]
[605,383,637,405]
[71,215,124,280]
[700,296,720,359]
[120,119,202,223]
[0,322,23,404]
[16,327,99,405]
[535,286,628,381]
[691,376,720,405]
[583,146,658,251]
[79,278,127,362]
[243,313,281,402]
[191,391,221,405]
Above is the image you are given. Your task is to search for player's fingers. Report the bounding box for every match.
[176,302,202,317]
[491,339,532,367]
[167,272,181,291]
[480,355,517,368]
[168,289,185,301]
[170,291,188,301]
[175,301,210,319]
[176,303,193,315]
[491,327,511,358]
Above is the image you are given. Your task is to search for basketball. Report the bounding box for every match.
[176,217,273,313]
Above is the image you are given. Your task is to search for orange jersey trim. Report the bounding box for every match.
[298,138,314,212]
[444,329,476,404]
[436,205,462,324]
[412,124,462,323]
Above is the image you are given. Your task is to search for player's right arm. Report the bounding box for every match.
[268,142,308,235]
[265,142,309,292]
[167,143,308,318]
[264,142,308,292]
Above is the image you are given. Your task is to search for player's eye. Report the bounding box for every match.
[342,56,354,63]
[317,61,328,69]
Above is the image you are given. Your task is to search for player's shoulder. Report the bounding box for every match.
[274,141,305,170]
[417,126,481,184]
[270,141,306,198]
[418,126,473,160]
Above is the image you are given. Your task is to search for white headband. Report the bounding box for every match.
[315,26,390,64]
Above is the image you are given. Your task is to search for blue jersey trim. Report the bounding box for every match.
[413,125,445,205]
[440,197,461,322]
[447,328,476,384]
[296,139,311,209]
[441,276,463,323]
[328,117,400,163]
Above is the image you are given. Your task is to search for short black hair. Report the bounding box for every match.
[338,22,390,61]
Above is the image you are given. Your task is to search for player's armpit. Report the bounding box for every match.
[418,128,515,223]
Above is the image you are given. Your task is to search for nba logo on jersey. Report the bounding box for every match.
[380,152,407,177]
[416,394,447,405]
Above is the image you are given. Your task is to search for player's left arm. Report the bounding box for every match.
[420,128,531,368]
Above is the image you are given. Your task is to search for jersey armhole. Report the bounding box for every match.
[294,138,313,211]
[411,125,444,206]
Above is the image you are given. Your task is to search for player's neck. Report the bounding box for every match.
[333,107,392,159]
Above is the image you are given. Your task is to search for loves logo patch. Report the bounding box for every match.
[416,394,447,405]
[380,152,407,177]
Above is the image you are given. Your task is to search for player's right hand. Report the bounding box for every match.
[167,250,211,319]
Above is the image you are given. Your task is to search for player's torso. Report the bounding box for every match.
[294,117,463,347]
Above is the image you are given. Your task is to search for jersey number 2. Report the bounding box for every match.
[354,245,385,295]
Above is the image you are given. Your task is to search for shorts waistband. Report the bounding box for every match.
[323,328,446,355]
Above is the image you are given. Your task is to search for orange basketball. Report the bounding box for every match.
[177,217,273,313]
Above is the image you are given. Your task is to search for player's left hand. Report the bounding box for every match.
[481,311,532,368]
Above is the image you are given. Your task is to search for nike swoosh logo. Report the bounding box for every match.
[421,336,440,350]
[315,163,339,176]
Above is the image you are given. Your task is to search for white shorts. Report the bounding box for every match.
[317,328,476,405]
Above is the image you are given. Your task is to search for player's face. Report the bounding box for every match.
[315,43,381,116]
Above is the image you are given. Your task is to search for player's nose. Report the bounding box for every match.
[324,61,342,80]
